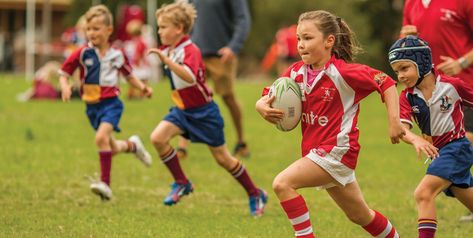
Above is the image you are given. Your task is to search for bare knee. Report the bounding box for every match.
[150,132,167,151]
[414,186,435,204]
[95,133,109,148]
[272,174,293,197]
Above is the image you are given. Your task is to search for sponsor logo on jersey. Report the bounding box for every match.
[302,111,329,126]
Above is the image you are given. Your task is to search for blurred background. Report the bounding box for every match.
[0,0,404,80]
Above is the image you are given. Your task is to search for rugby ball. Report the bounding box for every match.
[268,77,302,131]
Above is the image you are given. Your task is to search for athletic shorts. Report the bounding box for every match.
[85,97,123,132]
[426,137,473,197]
[204,57,238,96]
[463,106,473,132]
[306,149,356,189]
[164,101,225,147]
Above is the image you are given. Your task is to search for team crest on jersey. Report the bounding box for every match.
[373,72,388,86]
[439,95,452,112]
[412,105,420,114]
[321,87,335,102]
[440,8,457,23]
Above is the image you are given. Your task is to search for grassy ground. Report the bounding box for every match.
[0,73,472,237]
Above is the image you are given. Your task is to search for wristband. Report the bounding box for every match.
[458,57,469,69]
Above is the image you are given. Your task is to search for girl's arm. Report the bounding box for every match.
[383,86,406,144]
[255,95,284,124]
[148,48,194,83]
[126,75,153,98]
[400,123,439,161]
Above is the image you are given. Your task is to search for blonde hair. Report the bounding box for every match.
[155,2,197,33]
[299,10,362,62]
[85,4,113,26]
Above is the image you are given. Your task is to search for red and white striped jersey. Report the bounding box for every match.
[400,75,473,148]
[281,56,396,169]
[59,43,132,103]
[160,35,213,110]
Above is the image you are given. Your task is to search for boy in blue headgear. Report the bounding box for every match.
[389,35,473,237]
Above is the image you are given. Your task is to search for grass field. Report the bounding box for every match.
[0,73,472,237]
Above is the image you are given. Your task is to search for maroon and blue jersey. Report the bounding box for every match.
[59,43,132,104]
[160,35,213,110]
[400,75,473,148]
[279,56,395,169]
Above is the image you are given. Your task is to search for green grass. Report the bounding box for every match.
[0,73,472,237]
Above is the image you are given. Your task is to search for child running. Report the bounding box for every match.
[58,5,153,201]
[256,10,405,237]
[147,2,267,216]
[388,35,473,238]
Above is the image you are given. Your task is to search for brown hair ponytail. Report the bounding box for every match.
[299,10,362,62]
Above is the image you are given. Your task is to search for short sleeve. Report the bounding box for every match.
[118,51,132,77]
[59,47,82,77]
[399,90,414,128]
[343,64,396,102]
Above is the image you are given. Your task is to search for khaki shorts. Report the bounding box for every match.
[204,57,238,96]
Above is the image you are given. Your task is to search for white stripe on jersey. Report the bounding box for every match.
[325,64,355,159]
[100,48,125,87]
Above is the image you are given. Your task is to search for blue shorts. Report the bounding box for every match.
[85,97,123,132]
[426,137,473,197]
[164,101,225,147]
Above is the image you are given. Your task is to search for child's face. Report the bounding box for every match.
[296,20,334,67]
[157,16,184,46]
[391,61,418,88]
[86,16,112,47]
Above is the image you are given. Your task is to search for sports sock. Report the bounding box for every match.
[160,148,188,184]
[99,151,112,185]
[126,140,136,153]
[418,218,437,238]
[228,160,259,196]
[280,195,315,238]
[362,210,399,238]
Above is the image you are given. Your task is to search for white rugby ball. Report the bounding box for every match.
[268,77,302,131]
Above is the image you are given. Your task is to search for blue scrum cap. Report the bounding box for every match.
[388,35,433,84]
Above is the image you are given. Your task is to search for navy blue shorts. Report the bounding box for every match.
[164,101,225,147]
[426,137,473,197]
[85,97,123,132]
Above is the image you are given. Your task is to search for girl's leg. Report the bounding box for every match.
[326,181,399,237]
[273,157,335,238]
[451,186,473,212]
[414,175,451,238]
[150,121,187,184]
[95,123,114,185]
[208,144,267,216]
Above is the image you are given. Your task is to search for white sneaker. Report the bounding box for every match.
[129,135,152,167]
[459,212,473,222]
[90,181,112,201]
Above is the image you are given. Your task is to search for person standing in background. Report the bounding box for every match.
[401,0,473,222]
[176,0,252,159]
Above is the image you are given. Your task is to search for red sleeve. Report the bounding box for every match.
[342,64,396,102]
[399,90,414,128]
[182,45,202,80]
[118,50,132,77]
[59,47,82,76]
[451,77,473,108]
